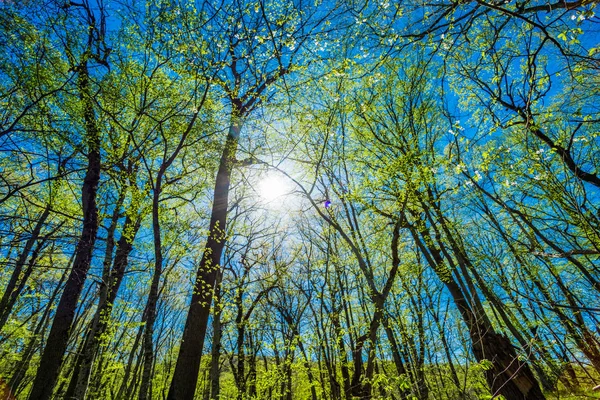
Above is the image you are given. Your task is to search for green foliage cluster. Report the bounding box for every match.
[1,0,599,399]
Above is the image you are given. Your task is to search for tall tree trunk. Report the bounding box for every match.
[284,356,293,400]
[262,352,273,400]
[139,181,165,400]
[168,118,242,400]
[29,63,101,400]
[137,88,202,400]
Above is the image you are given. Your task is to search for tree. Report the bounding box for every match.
[28,1,110,397]
[169,1,348,398]
[1,0,599,398]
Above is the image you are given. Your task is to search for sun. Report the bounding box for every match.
[257,174,289,202]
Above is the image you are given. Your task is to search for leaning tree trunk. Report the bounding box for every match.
[0,205,50,331]
[9,264,69,396]
[29,63,101,400]
[411,220,546,400]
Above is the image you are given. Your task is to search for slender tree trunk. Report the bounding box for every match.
[139,183,165,400]
[0,233,50,336]
[382,317,411,400]
[127,348,145,399]
[117,313,146,400]
[65,189,124,399]
[29,63,101,400]
[330,310,351,399]
[209,271,223,400]
[201,369,210,400]
[0,205,50,331]
[70,212,141,399]
[247,334,258,399]
[481,200,569,387]
[279,309,317,400]
[9,264,68,395]
[436,207,556,391]
[236,293,246,400]
[284,356,292,400]
[298,337,318,400]
[428,299,463,395]
[263,352,273,400]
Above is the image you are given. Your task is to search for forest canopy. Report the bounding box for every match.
[0,0,599,399]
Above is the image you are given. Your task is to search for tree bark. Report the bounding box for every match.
[168,118,241,400]
[29,63,101,400]
[410,220,546,400]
